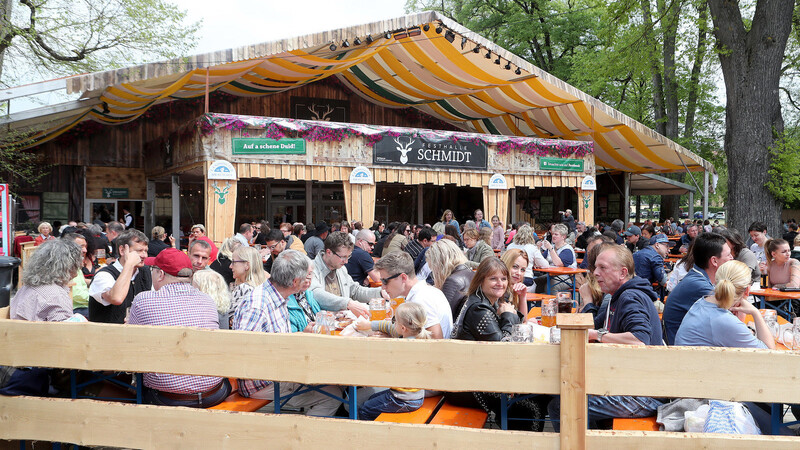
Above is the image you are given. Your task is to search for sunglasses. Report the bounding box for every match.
[380,272,403,284]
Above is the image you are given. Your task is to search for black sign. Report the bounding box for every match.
[291,97,349,122]
[372,135,488,170]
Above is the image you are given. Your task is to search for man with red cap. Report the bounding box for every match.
[128,248,231,407]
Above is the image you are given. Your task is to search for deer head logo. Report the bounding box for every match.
[393,136,414,165]
[308,104,334,121]
[213,181,231,205]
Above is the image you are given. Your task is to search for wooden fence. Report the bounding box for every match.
[1,311,799,449]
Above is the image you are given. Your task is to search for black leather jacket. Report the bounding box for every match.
[451,292,519,341]
[441,264,475,316]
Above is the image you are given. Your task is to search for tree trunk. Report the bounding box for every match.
[640,0,666,136]
[685,3,709,139]
[0,0,14,82]
[706,0,794,237]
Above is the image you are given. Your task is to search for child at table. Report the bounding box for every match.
[359,302,430,420]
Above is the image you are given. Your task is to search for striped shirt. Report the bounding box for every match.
[129,282,222,394]
[232,279,291,397]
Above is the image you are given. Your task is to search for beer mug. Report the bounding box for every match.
[313,311,335,335]
[556,291,573,314]
[369,298,393,321]
[541,298,557,328]
[389,297,405,315]
[95,249,106,265]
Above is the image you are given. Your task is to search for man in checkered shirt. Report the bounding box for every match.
[129,248,231,407]
[233,249,343,416]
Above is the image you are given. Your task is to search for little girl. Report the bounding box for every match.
[359,302,431,420]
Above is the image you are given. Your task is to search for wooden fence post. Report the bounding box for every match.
[558,313,593,450]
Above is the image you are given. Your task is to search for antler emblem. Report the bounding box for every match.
[213,181,231,205]
[393,136,414,164]
[308,104,335,121]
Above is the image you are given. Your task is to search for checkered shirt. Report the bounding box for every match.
[232,279,291,397]
[128,282,222,394]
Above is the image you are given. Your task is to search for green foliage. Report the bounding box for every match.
[1,0,201,85]
[767,129,800,206]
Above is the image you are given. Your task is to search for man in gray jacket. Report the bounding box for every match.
[309,232,380,317]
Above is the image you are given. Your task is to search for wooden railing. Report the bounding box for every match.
[1,310,799,449]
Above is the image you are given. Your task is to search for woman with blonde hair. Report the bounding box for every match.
[760,238,800,289]
[210,238,241,286]
[427,239,474,316]
[433,209,459,235]
[675,260,775,349]
[228,246,268,321]
[505,224,549,287]
[34,222,56,246]
[192,269,232,329]
[500,248,529,317]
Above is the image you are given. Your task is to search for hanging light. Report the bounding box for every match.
[365,34,373,44]
[461,36,468,49]
[444,30,456,43]
[353,36,361,45]
[329,43,337,51]
[342,39,350,48]
[515,67,522,75]
[423,24,430,32]
[435,25,443,34]
[384,31,391,39]
[473,44,481,53]
[494,57,501,65]
[485,50,492,59]
[504,62,511,70]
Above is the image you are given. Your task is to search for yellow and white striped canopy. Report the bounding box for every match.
[9,11,711,174]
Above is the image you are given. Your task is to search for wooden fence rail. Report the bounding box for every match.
[1,311,799,449]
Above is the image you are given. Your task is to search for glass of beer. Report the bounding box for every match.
[95,249,106,265]
[556,291,573,314]
[390,297,405,314]
[541,298,557,328]
[369,298,392,321]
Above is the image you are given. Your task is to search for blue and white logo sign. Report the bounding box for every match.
[208,160,237,181]
[580,175,597,191]
[349,166,374,185]
[488,173,508,190]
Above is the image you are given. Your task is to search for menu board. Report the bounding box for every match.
[0,184,11,256]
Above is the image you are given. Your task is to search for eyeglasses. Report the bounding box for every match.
[404,229,411,233]
[266,242,281,251]
[360,240,375,247]
[333,251,351,261]
[380,272,403,284]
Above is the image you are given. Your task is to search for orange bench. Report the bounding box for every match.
[375,395,443,424]
[208,379,271,412]
[612,416,659,431]
[429,401,488,428]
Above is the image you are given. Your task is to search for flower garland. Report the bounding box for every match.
[199,113,594,158]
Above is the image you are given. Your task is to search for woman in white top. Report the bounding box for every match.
[505,224,549,287]
[539,223,577,293]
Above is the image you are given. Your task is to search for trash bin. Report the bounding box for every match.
[0,256,21,307]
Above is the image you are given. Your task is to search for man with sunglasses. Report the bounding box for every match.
[261,229,287,273]
[309,232,380,318]
[346,229,381,286]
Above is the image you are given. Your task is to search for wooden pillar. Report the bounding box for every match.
[417,185,423,225]
[482,187,509,229]
[635,195,641,223]
[576,189,594,227]
[623,173,630,225]
[204,163,237,247]
[171,175,181,247]
[305,180,313,224]
[558,313,593,450]
[703,171,709,220]
[145,180,155,234]
[342,181,376,228]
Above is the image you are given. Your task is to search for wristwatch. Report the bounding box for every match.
[597,328,609,343]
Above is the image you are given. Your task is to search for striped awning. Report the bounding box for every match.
[3,11,711,174]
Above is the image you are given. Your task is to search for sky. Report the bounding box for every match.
[171,0,409,55]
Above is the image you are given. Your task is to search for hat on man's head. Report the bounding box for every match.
[651,233,669,245]
[315,222,330,234]
[144,248,192,277]
[624,225,641,237]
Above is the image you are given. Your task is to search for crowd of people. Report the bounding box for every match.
[3,209,797,434]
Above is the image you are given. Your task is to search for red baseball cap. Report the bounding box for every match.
[144,248,192,277]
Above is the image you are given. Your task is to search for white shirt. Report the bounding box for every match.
[233,233,249,247]
[87,261,142,306]
[405,280,453,339]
